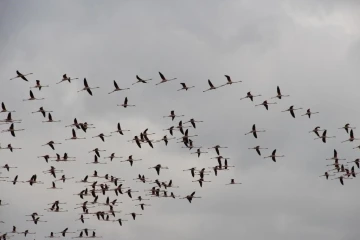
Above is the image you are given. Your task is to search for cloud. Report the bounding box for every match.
[1,0,360,239]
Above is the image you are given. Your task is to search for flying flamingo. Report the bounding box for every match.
[156,72,177,85]
[163,110,184,121]
[57,74,79,84]
[42,140,62,150]
[1,123,24,137]
[248,146,268,156]
[271,86,290,99]
[30,80,49,91]
[347,159,360,169]
[192,178,211,187]
[309,126,324,138]
[342,129,360,143]
[47,181,63,190]
[301,109,319,118]
[88,148,106,157]
[32,107,52,118]
[314,130,335,143]
[78,78,100,96]
[86,155,107,165]
[208,145,228,155]
[326,149,346,161]
[264,149,285,162]
[23,90,44,101]
[203,79,220,92]
[92,133,112,142]
[1,102,15,113]
[110,122,130,135]
[104,153,123,161]
[0,144,21,152]
[121,155,142,166]
[0,112,21,123]
[156,135,175,146]
[184,118,203,129]
[281,105,303,118]
[133,75,152,85]
[331,176,348,185]
[255,100,277,110]
[338,123,355,134]
[149,164,169,175]
[219,75,242,87]
[245,124,265,139]
[42,113,61,123]
[319,172,334,180]
[65,129,86,140]
[117,97,135,108]
[108,80,130,94]
[191,148,208,157]
[240,91,261,101]
[136,203,151,210]
[178,83,194,91]
[180,191,201,203]
[126,212,142,220]
[225,179,242,185]
[10,70,33,81]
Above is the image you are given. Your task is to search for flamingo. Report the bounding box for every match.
[88,148,106,157]
[86,155,107,165]
[0,143,22,152]
[163,110,184,121]
[264,149,285,162]
[245,124,266,139]
[92,133,112,142]
[180,191,201,203]
[133,75,152,85]
[319,172,334,180]
[1,102,15,113]
[1,123,24,137]
[66,118,81,128]
[341,129,359,143]
[32,107,52,118]
[31,80,49,91]
[156,72,177,85]
[104,153,123,161]
[42,113,61,123]
[248,146,268,156]
[338,123,355,134]
[57,74,79,84]
[255,100,277,110]
[42,140,62,150]
[192,178,211,187]
[225,179,242,185]
[240,91,261,101]
[47,181,62,190]
[0,112,21,123]
[156,135,175,146]
[178,83,194,91]
[309,126,324,138]
[149,164,169,175]
[219,75,242,87]
[121,155,142,166]
[347,159,360,169]
[208,145,228,155]
[136,203,151,210]
[126,212,142,220]
[184,118,203,129]
[301,109,319,118]
[191,148,208,157]
[314,130,335,143]
[10,70,33,81]
[78,78,99,96]
[326,149,346,161]
[110,122,130,135]
[65,129,86,140]
[281,105,303,118]
[23,90,44,101]
[271,86,289,99]
[331,176,348,185]
[203,79,220,92]
[117,97,135,108]
[108,80,130,94]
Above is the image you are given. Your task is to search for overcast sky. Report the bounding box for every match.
[0,0,360,239]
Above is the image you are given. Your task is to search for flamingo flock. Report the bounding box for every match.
[0,70,358,240]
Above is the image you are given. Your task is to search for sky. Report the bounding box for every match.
[0,0,360,239]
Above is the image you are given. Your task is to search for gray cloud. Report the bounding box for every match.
[1,0,360,239]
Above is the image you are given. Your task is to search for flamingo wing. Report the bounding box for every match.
[30,90,35,99]
[159,72,165,80]
[84,78,89,88]
[208,79,214,88]
[113,80,119,89]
